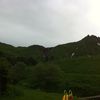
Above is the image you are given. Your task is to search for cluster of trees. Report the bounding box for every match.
[0,57,66,95]
[7,56,37,65]
[0,55,38,95]
[27,63,65,92]
[1,56,100,97]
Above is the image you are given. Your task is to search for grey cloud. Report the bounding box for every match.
[0,0,98,47]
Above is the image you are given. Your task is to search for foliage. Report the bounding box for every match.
[0,58,10,95]
[0,86,62,100]
[9,62,27,84]
[28,63,65,92]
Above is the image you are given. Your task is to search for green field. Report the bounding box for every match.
[0,85,78,100]
[0,86,63,100]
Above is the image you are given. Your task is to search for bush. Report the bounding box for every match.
[6,85,23,97]
[9,62,27,84]
[28,63,65,92]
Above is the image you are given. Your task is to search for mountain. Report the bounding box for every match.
[49,35,100,60]
[1,35,100,96]
[1,35,100,60]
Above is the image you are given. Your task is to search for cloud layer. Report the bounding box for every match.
[0,0,100,47]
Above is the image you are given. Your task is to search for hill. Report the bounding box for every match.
[1,35,100,97]
[1,35,100,60]
[49,35,100,59]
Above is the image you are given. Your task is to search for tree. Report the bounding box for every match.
[9,62,27,84]
[29,63,65,92]
[0,68,7,95]
[0,58,10,95]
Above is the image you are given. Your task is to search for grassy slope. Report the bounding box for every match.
[0,43,44,62]
[51,56,100,96]
[0,86,63,100]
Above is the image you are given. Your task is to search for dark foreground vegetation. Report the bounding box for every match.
[1,35,100,99]
[0,85,63,100]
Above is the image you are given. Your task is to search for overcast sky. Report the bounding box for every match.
[0,0,100,47]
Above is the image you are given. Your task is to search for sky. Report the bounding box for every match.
[0,0,100,47]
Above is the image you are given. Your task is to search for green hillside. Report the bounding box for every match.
[50,35,100,59]
[1,35,100,98]
[1,35,100,60]
[0,86,63,100]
